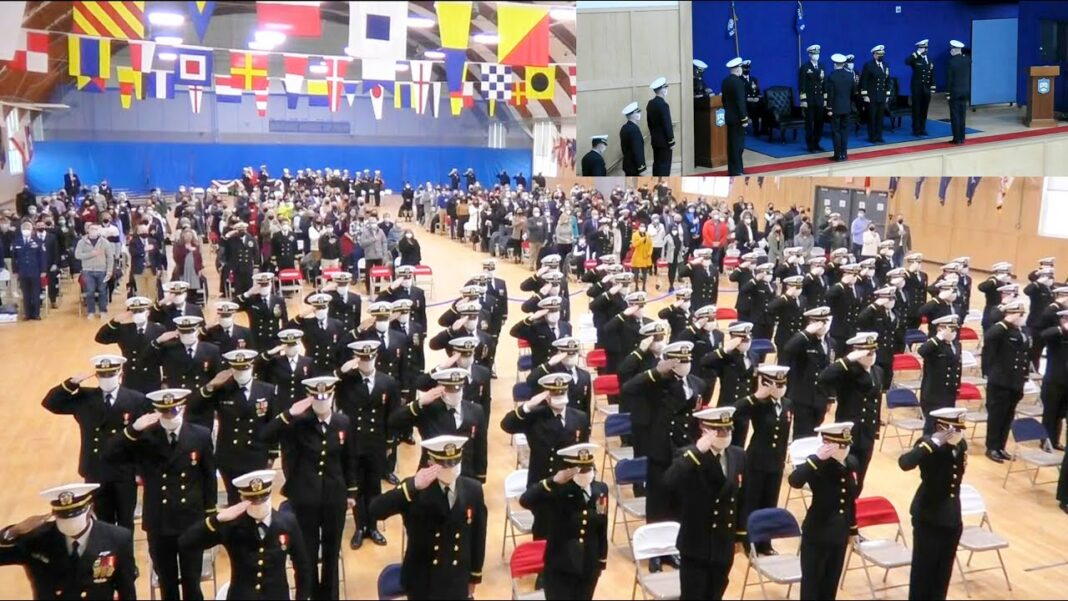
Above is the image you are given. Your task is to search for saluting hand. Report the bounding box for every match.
[359,317,376,331]
[931,429,949,446]
[289,397,313,416]
[8,514,52,538]
[340,358,361,373]
[695,429,717,453]
[753,382,772,400]
[451,316,469,331]
[815,443,836,461]
[552,467,579,485]
[208,369,233,388]
[413,465,442,490]
[156,330,180,344]
[114,311,134,324]
[70,373,94,385]
[524,391,550,412]
[419,386,445,407]
[547,352,566,366]
[724,335,742,353]
[804,321,823,335]
[132,412,160,432]
[655,358,679,376]
[846,349,868,363]
[269,344,287,356]
[216,501,251,522]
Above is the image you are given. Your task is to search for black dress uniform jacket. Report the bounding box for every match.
[237,293,289,351]
[388,400,489,482]
[678,262,719,310]
[369,476,487,600]
[414,366,493,423]
[916,337,963,412]
[588,290,627,339]
[288,315,345,376]
[510,318,573,369]
[526,363,593,416]
[856,303,906,368]
[665,444,747,558]
[327,289,362,333]
[827,282,862,346]
[983,321,1030,392]
[898,437,966,527]
[260,411,358,505]
[788,455,860,544]
[259,353,315,413]
[500,406,591,486]
[821,361,884,449]
[0,520,137,600]
[767,294,806,352]
[860,59,891,104]
[203,323,254,354]
[188,380,277,477]
[659,305,690,342]
[619,121,646,176]
[95,320,165,393]
[336,370,401,454]
[799,61,827,107]
[646,95,674,149]
[179,511,311,600]
[733,395,793,472]
[580,150,607,177]
[802,271,830,308]
[376,285,428,330]
[150,302,204,332]
[826,68,856,115]
[150,340,223,426]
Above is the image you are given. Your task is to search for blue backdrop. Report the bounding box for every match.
[693,1,1019,100]
[971,18,1018,105]
[27,141,532,194]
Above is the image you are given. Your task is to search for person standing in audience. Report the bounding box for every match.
[75,222,115,320]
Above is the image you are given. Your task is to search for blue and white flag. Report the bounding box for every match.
[145,70,175,99]
[795,1,805,34]
[727,1,737,38]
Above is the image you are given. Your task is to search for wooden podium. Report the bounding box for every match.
[695,95,727,168]
[1025,65,1059,128]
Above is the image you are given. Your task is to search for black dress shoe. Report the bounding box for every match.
[664,554,682,569]
[369,529,388,546]
[648,557,662,573]
[985,450,1004,463]
[829,156,839,162]
[1060,503,1068,515]
[998,450,1013,461]
[1053,443,1065,451]
[350,529,364,550]
[386,473,401,486]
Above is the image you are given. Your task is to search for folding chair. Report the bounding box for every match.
[957,484,1012,593]
[215,582,229,600]
[630,522,682,600]
[890,353,922,391]
[957,382,987,443]
[715,307,738,323]
[751,338,776,363]
[515,346,535,384]
[586,348,607,372]
[740,508,802,600]
[513,433,530,469]
[512,382,533,403]
[317,266,342,290]
[611,457,647,543]
[959,326,981,351]
[1002,418,1063,488]
[723,249,741,279]
[904,328,927,350]
[413,264,434,298]
[510,540,547,601]
[1015,380,1043,419]
[880,389,926,451]
[377,563,405,599]
[602,412,634,479]
[502,469,534,557]
[593,374,621,424]
[841,496,911,598]
[784,437,821,509]
[959,350,987,387]
[517,338,531,356]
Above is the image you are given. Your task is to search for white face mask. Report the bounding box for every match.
[443,390,462,407]
[375,320,389,333]
[562,354,578,368]
[703,320,717,332]
[132,312,148,326]
[573,471,595,488]
[314,309,329,321]
[260,286,272,297]
[56,513,89,537]
[649,340,665,355]
[398,313,410,324]
[673,363,692,378]
[546,312,561,325]
[246,502,271,522]
[233,369,253,386]
[312,398,333,415]
[811,54,820,62]
[179,333,198,346]
[160,411,183,432]
[219,316,234,329]
[549,395,569,409]
[708,429,731,452]
[946,430,963,445]
[437,464,462,486]
[457,354,474,369]
[464,320,477,331]
[830,446,850,463]
[173,293,188,305]
[358,360,375,375]
[98,375,120,393]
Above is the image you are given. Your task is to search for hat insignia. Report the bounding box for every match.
[163,393,174,403]
[317,383,327,392]
[100,359,112,368]
[444,443,457,455]
[578,449,592,461]
[59,491,74,506]
[250,478,263,492]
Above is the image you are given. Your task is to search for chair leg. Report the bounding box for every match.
[839,549,852,590]
[860,554,878,599]
[610,503,619,543]
[996,549,1012,591]
[740,563,751,600]
[501,514,509,558]
[955,555,971,597]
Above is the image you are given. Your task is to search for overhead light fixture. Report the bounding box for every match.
[148,11,185,27]
[154,36,183,46]
[254,30,287,46]
[158,51,178,61]
[262,22,294,31]
[309,63,329,75]
[407,16,435,29]
[248,40,274,51]
[472,33,499,45]
[424,50,446,59]
[395,63,409,72]
[550,7,576,21]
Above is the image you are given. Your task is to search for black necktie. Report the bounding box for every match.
[711,453,724,477]
[69,541,79,566]
[169,432,178,447]
[187,347,194,359]
[137,327,145,336]
[105,393,113,406]
[257,524,267,541]
[443,486,454,509]
[320,421,328,435]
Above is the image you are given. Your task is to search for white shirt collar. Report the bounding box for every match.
[164,423,183,439]
[257,511,272,528]
[66,519,94,554]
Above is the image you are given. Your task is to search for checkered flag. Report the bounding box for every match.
[481,64,513,101]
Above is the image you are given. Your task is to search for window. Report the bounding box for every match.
[681,176,730,198]
[1038,177,1068,239]
[5,109,23,175]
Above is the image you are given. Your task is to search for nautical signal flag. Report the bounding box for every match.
[524,65,555,100]
[0,3,28,62]
[497,2,550,67]
[145,71,176,99]
[325,57,348,112]
[6,30,50,73]
[283,54,308,95]
[368,83,385,120]
[349,2,407,62]
[76,76,107,92]
[436,1,472,50]
[73,1,145,40]
[257,1,321,38]
[307,78,329,107]
[188,85,204,113]
[511,80,526,107]
[129,40,155,73]
[188,1,215,41]
[214,74,242,103]
[409,60,434,115]
[567,65,576,114]
[174,48,213,86]
[68,35,111,80]
[117,66,143,109]
[230,51,268,91]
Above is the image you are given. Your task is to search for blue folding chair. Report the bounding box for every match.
[611,457,647,543]
[1003,418,1063,488]
[377,563,404,600]
[904,328,927,349]
[880,389,926,451]
[512,382,533,403]
[515,355,535,383]
[751,338,776,362]
[601,412,633,478]
[741,508,803,599]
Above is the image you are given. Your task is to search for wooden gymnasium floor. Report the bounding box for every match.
[0,195,1066,599]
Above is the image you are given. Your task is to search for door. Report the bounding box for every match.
[813,186,853,220]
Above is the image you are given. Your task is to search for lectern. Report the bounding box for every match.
[695,95,727,168]
[1025,65,1059,128]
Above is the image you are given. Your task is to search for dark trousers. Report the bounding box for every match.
[652,146,672,176]
[744,467,784,553]
[949,99,968,142]
[866,102,886,141]
[851,442,875,494]
[908,521,961,601]
[353,451,384,532]
[18,274,42,319]
[679,556,733,600]
[1058,446,1068,504]
[731,416,750,449]
[646,458,672,522]
[792,403,827,439]
[830,115,850,159]
[293,499,347,600]
[1041,382,1068,446]
[804,105,825,150]
[544,569,599,600]
[92,477,137,531]
[148,532,205,600]
[1028,326,1045,371]
[220,469,244,507]
[232,267,253,297]
[799,537,847,600]
[46,270,59,303]
[363,259,383,293]
[985,384,1024,452]
[727,123,745,175]
[911,92,932,134]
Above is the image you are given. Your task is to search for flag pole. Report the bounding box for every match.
[732,1,740,57]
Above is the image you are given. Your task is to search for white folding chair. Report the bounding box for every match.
[840,497,911,598]
[957,484,1012,593]
[959,350,987,387]
[1015,380,1043,419]
[740,508,803,600]
[630,522,682,600]
[784,437,820,509]
[513,433,530,469]
[880,389,926,451]
[501,469,534,557]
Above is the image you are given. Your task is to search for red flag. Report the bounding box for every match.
[230,51,268,91]
[282,54,308,94]
[326,57,347,113]
[257,1,321,38]
[864,177,872,195]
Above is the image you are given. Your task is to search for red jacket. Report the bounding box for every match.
[172,244,204,280]
[702,219,729,248]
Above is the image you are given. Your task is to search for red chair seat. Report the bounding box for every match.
[509,540,547,578]
[957,382,983,400]
[369,266,393,278]
[656,259,668,268]
[959,326,979,341]
[892,353,922,371]
[413,265,433,277]
[723,256,740,269]
[715,307,738,321]
[855,496,900,528]
[517,338,530,349]
[584,259,598,270]
[593,374,620,396]
[586,348,607,369]
[278,268,302,282]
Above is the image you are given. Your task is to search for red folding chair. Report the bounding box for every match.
[593,374,620,424]
[715,307,738,323]
[413,264,434,298]
[584,259,598,271]
[841,496,910,597]
[368,265,393,294]
[891,353,923,391]
[509,540,547,600]
[277,268,303,298]
[586,348,607,371]
[957,382,987,442]
[959,326,981,350]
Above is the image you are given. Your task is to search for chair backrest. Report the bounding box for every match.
[957,382,983,401]
[855,496,900,529]
[751,338,776,354]
[509,540,547,578]
[764,86,794,118]
[604,412,632,437]
[1011,417,1048,444]
[716,307,739,321]
[587,348,607,367]
[593,374,620,396]
[631,522,681,561]
[747,508,801,545]
[1023,380,1040,396]
[893,353,921,371]
[504,469,530,499]
[886,388,920,409]
[615,456,647,486]
[517,338,530,349]
[377,563,404,600]
[959,326,979,341]
[961,350,978,369]
[512,382,533,403]
[959,484,987,518]
[788,436,821,466]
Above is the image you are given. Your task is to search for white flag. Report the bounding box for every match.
[348,2,407,61]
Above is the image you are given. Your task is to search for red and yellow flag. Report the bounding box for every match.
[73,1,145,40]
